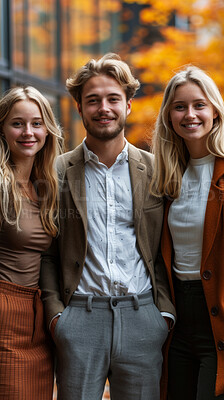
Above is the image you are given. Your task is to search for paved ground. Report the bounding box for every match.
[103,381,110,399]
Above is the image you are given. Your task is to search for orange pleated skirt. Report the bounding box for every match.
[0,280,54,400]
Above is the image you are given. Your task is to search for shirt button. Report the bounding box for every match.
[112,300,118,307]
[202,270,212,280]
[64,288,70,294]
[114,281,118,285]
[110,260,113,264]
[211,306,219,316]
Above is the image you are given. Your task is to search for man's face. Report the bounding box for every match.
[78,74,132,141]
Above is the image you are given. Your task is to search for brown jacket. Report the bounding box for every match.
[161,157,224,398]
[40,143,176,329]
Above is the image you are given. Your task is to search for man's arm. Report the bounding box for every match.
[154,250,176,328]
[40,238,65,329]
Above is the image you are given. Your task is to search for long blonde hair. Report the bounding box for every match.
[150,65,224,199]
[0,86,63,236]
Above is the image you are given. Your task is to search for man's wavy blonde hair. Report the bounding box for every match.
[66,53,140,104]
[150,65,224,199]
[0,86,63,236]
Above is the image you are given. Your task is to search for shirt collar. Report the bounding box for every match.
[82,138,129,164]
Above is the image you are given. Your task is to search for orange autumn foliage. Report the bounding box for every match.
[123,0,224,147]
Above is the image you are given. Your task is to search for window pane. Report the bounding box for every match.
[12,0,26,69]
[61,0,99,82]
[0,0,3,60]
[0,0,9,65]
[12,0,57,79]
[60,96,71,150]
[0,80,3,94]
[40,89,58,112]
[61,0,70,81]
[0,79,8,95]
[60,0,121,82]
[28,0,57,79]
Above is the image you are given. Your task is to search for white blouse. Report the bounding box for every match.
[168,154,215,281]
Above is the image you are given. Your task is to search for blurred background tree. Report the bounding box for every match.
[121,0,224,148]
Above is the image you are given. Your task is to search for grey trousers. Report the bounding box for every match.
[54,291,168,400]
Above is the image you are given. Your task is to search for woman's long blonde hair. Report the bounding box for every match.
[150,65,224,199]
[0,86,63,236]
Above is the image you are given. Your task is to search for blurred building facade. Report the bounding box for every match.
[0,0,125,149]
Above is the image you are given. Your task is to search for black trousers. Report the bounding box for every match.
[168,278,224,400]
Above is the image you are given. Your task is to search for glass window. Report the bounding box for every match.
[28,0,57,79]
[60,96,85,150]
[12,0,27,69]
[12,0,57,79]
[0,0,3,61]
[60,0,121,81]
[0,80,8,96]
[0,0,9,64]
[98,0,121,54]
[0,79,4,95]
[61,0,71,82]
[12,0,26,70]
[61,0,98,82]
[60,96,71,150]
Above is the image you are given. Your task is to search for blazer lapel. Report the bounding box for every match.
[201,157,224,267]
[66,146,88,232]
[128,144,148,233]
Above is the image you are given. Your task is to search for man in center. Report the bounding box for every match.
[41,53,175,400]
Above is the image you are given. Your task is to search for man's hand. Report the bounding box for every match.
[163,316,173,331]
[50,316,60,340]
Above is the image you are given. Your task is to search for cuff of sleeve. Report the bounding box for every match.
[49,313,62,331]
[161,312,176,330]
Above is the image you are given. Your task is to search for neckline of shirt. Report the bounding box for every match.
[22,197,39,206]
[82,138,129,165]
[189,153,215,166]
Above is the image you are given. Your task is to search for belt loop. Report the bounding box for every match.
[87,295,93,312]
[133,295,139,310]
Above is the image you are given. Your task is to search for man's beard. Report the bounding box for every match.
[82,115,126,141]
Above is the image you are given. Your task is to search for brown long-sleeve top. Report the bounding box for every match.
[0,199,52,287]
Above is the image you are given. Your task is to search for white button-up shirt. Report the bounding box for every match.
[75,140,152,296]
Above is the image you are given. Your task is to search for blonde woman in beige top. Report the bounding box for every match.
[151,66,224,400]
[0,86,62,400]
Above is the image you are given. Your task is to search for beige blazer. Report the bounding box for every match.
[40,143,175,327]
